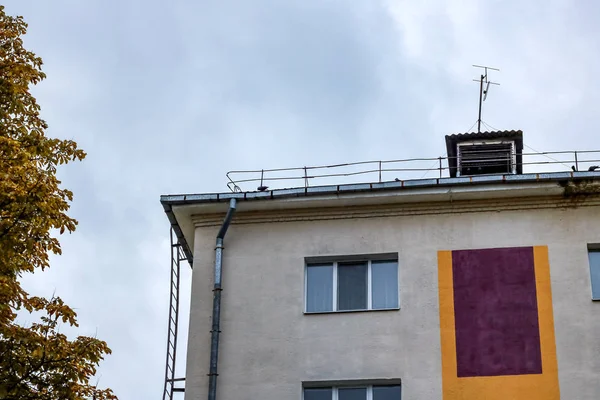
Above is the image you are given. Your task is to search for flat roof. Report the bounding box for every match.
[161,170,600,265]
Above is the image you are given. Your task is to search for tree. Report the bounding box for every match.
[0,6,117,399]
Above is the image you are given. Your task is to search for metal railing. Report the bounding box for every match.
[226,150,600,193]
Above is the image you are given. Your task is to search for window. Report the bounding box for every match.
[589,248,600,300]
[305,259,398,313]
[304,385,401,400]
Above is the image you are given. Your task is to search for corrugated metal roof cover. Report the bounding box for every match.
[445,130,523,141]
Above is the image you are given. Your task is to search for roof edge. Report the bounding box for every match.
[162,202,194,266]
[161,170,599,207]
[161,171,600,257]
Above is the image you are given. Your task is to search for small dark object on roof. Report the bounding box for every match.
[257,185,269,192]
[589,166,599,172]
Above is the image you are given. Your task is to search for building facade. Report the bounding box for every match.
[162,133,600,400]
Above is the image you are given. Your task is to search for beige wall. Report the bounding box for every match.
[184,197,600,400]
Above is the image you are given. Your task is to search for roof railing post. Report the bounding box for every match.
[439,157,443,179]
[379,161,382,183]
[574,151,579,172]
[304,166,308,188]
[260,169,264,188]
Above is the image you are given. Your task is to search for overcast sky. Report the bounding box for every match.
[5,0,600,398]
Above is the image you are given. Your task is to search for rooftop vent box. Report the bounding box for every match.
[445,130,523,178]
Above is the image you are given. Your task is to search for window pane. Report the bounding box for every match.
[589,251,600,300]
[306,264,333,312]
[304,388,332,400]
[338,263,368,311]
[338,387,367,400]
[373,385,401,400]
[372,261,399,309]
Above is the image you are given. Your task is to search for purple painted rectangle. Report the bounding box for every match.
[452,247,542,377]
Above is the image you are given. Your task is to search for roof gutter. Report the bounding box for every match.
[161,171,600,207]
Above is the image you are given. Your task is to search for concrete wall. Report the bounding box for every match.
[184,198,600,400]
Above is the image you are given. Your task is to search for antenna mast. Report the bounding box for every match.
[472,64,500,133]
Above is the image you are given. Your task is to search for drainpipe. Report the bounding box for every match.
[208,198,237,400]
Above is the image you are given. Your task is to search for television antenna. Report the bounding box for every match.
[472,64,500,133]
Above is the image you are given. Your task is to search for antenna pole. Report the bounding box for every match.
[478,74,484,133]
[472,64,500,133]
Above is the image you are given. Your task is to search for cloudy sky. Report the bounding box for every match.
[5,0,600,398]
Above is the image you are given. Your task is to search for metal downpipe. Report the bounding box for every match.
[208,199,237,400]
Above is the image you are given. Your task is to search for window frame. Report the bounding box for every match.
[304,259,399,314]
[303,384,401,400]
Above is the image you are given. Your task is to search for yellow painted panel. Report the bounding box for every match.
[438,250,457,399]
[437,247,560,400]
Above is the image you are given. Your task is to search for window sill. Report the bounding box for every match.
[593,298,600,302]
[304,307,400,315]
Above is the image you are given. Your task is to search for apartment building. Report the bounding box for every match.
[161,131,600,400]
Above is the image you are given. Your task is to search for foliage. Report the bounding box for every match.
[0,6,116,399]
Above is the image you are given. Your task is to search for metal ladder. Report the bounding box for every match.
[162,229,187,400]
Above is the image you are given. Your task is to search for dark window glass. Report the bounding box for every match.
[373,385,401,400]
[338,387,367,400]
[337,262,368,310]
[303,388,332,400]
